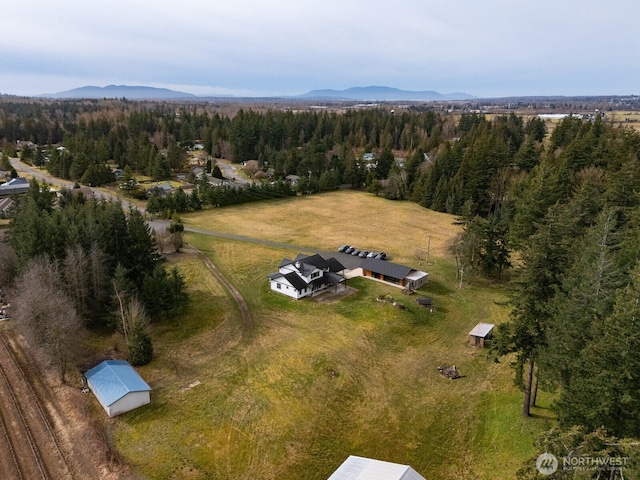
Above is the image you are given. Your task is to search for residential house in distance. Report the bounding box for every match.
[0,197,15,217]
[269,253,345,299]
[112,168,124,180]
[209,177,232,187]
[147,182,173,197]
[191,166,205,178]
[361,152,377,171]
[0,177,30,197]
[285,174,301,186]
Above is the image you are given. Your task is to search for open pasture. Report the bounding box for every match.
[115,192,553,479]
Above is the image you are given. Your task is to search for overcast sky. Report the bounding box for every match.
[2,0,638,98]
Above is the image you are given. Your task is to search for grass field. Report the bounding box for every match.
[113,191,554,479]
[183,189,458,263]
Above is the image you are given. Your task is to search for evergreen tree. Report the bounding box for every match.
[543,208,624,390]
[493,205,571,416]
[128,326,153,366]
[508,158,562,248]
[555,262,640,436]
[375,147,394,179]
[124,207,159,287]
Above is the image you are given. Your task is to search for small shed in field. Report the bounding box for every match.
[469,322,495,347]
[328,455,426,480]
[416,297,434,311]
[85,360,151,417]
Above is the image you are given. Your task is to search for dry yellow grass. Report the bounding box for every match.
[114,196,550,480]
[607,110,640,132]
[183,190,460,264]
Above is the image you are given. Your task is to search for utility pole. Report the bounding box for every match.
[425,235,431,264]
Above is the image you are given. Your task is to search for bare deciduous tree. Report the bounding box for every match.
[11,256,86,382]
[113,287,149,345]
[61,243,109,322]
[63,244,90,317]
[243,159,259,178]
[154,228,167,255]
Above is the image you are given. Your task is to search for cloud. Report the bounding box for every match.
[2,0,639,97]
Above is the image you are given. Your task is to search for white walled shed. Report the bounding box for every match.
[328,455,426,480]
[85,360,151,417]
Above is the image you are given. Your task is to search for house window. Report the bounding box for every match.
[277,283,282,289]
[311,271,320,279]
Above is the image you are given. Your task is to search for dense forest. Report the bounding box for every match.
[1,179,188,375]
[2,98,640,476]
[0,99,544,214]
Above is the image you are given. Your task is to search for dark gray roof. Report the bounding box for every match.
[294,253,330,269]
[325,257,345,273]
[270,271,308,292]
[360,258,413,280]
[293,253,345,273]
[283,272,308,291]
[279,258,294,268]
[325,271,345,285]
[272,254,346,294]
[310,277,326,288]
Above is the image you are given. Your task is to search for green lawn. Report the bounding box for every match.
[112,193,553,479]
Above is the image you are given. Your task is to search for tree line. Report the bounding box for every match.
[439,115,640,477]
[1,180,188,378]
[1,98,552,218]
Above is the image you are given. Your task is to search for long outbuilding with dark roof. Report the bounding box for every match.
[360,257,428,290]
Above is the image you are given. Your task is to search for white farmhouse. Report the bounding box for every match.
[268,253,345,299]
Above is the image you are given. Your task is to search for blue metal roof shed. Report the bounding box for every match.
[85,360,151,417]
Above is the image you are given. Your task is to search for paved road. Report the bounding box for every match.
[216,160,252,185]
[8,158,75,189]
[181,227,365,269]
[10,157,362,267]
[9,157,142,212]
[7,158,260,333]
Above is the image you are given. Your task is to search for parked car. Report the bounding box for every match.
[375,252,387,260]
[358,251,369,258]
[345,246,355,254]
[351,249,361,256]
[338,244,349,252]
[367,251,378,258]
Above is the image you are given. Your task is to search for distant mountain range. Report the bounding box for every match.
[39,84,475,101]
[41,85,197,100]
[297,86,476,101]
